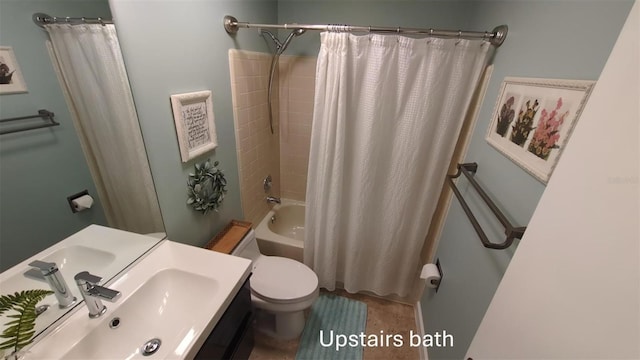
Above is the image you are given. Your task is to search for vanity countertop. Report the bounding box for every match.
[24,229,252,359]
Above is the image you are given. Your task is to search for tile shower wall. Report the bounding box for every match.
[278,55,316,201]
[229,50,281,225]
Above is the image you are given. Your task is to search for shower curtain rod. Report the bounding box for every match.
[32,13,112,28]
[223,15,508,47]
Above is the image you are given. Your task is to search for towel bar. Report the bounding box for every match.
[0,109,59,135]
[447,163,526,250]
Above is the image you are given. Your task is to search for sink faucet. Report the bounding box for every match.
[266,196,281,204]
[28,260,77,309]
[74,271,121,318]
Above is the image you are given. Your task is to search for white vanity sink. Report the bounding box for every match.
[63,269,218,359]
[42,245,117,275]
[26,238,252,359]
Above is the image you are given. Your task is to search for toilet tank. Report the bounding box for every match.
[231,229,261,261]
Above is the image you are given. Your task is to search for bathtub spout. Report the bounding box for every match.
[266,196,281,204]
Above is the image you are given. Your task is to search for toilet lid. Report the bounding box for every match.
[251,256,318,303]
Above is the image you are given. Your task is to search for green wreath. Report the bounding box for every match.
[187,160,227,214]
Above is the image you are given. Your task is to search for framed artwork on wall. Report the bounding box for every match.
[486,77,595,184]
[170,90,218,163]
[0,46,28,94]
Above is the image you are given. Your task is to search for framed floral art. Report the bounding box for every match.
[486,77,594,184]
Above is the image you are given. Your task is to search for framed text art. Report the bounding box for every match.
[170,90,218,162]
[486,77,594,184]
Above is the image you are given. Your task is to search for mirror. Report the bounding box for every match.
[0,225,160,344]
[0,0,164,344]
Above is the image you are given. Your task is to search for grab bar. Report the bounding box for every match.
[447,163,526,250]
[0,109,59,135]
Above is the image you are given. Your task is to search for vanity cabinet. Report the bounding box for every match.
[195,277,253,360]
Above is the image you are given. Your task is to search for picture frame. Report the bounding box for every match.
[0,46,28,94]
[170,90,218,163]
[486,77,594,184]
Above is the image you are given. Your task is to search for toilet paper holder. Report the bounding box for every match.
[421,259,444,293]
[67,189,91,213]
[432,259,443,293]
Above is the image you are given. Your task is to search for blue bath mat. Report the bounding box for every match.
[295,294,367,360]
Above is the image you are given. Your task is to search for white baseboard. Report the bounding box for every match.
[414,301,429,360]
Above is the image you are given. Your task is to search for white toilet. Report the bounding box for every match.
[232,229,319,340]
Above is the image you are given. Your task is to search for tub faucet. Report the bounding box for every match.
[266,196,281,204]
[28,260,77,309]
[74,271,121,318]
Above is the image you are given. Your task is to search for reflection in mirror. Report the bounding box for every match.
[44,20,165,235]
[0,2,165,350]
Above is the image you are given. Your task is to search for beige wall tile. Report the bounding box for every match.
[231,51,315,215]
[229,50,281,225]
[278,55,316,202]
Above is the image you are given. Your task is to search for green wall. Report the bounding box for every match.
[421,1,634,359]
[109,0,278,246]
[0,0,110,271]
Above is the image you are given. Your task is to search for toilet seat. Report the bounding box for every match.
[251,256,318,304]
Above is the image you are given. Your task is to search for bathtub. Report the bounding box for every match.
[255,199,305,262]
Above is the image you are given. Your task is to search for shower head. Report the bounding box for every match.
[260,28,306,55]
[292,28,306,36]
[278,28,305,54]
[260,27,306,135]
[259,29,282,49]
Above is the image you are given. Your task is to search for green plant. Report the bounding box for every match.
[528,97,569,160]
[187,159,227,214]
[510,99,539,147]
[495,95,516,137]
[0,289,53,356]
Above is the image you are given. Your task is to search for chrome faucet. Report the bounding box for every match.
[266,196,281,204]
[74,271,121,318]
[28,260,77,309]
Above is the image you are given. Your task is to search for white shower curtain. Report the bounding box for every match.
[305,33,491,296]
[46,24,164,234]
